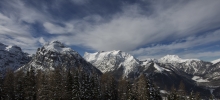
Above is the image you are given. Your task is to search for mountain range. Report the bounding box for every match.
[84,50,218,97]
[1,41,220,98]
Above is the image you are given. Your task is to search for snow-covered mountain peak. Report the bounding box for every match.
[161,55,181,60]
[141,58,158,62]
[111,50,123,55]
[0,43,31,73]
[140,58,158,66]
[211,58,220,64]
[84,50,140,76]
[0,43,22,54]
[20,41,100,73]
[5,45,22,54]
[43,41,72,53]
[158,54,199,63]
[153,63,164,72]
[84,50,137,63]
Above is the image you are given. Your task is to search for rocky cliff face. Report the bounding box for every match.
[19,41,101,74]
[157,55,212,75]
[84,50,140,78]
[0,43,31,74]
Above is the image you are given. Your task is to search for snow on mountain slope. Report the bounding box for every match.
[141,58,158,65]
[20,41,101,74]
[192,76,209,82]
[84,50,216,95]
[211,59,220,64]
[204,62,220,80]
[84,50,140,77]
[156,55,211,75]
[158,55,200,64]
[0,43,31,73]
[153,63,164,72]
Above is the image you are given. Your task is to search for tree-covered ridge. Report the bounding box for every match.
[0,67,214,100]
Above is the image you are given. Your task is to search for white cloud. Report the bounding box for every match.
[39,37,46,45]
[0,0,45,54]
[130,30,220,61]
[1,0,220,60]
[49,0,220,52]
[43,22,74,34]
[130,29,220,59]
[2,0,48,24]
[182,51,220,60]
[132,29,220,53]
[0,34,39,54]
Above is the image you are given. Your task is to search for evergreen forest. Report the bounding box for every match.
[0,67,208,100]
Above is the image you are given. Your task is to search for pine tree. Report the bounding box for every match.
[36,71,51,100]
[91,72,101,100]
[195,92,200,100]
[125,80,135,100]
[118,78,127,100]
[117,78,134,100]
[85,73,92,99]
[72,69,81,100]
[14,70,25,100]
[209,94,214,100]
[0,72,3,100]
[178,80,186,99]
[80,70,90,99]
[189,91,195,100]
[50,67,64,99]
[101,73,118,100]
[65,68,74,99]
[108,75,118,100]
[151,84,162,100]
[137,74,150,100]
[2,69,15,100]
[132,82,139,100]
[36,70,43,100]
[101,73,110,100]
[168,85,179,100]
[23,67,37,100]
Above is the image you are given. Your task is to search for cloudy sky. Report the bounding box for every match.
[0,0,220,61]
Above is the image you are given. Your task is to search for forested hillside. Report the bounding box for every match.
[0,66,209,100]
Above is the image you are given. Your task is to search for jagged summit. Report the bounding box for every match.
[37,40,81,59]
[20,41,101,74]
[41,41,78,55]
[84,50,140,77]
[0,43,31,73]
[158,54,200,63]
[44,41,69,52]
[44,41,65,50]
[0,43,22,53]
[5,45,22,54]
[140,58,158,65]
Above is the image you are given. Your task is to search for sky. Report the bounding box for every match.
[0,0,220,61]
